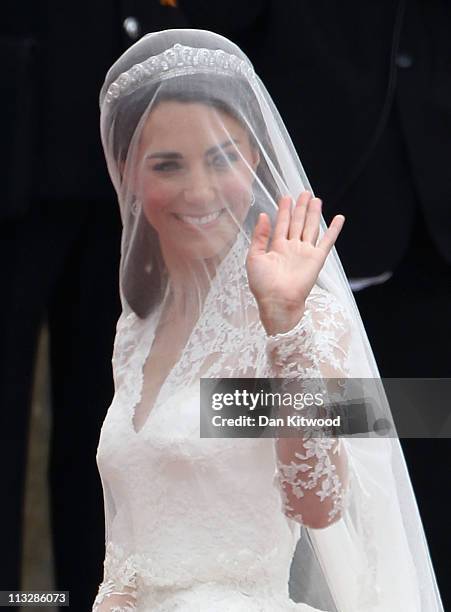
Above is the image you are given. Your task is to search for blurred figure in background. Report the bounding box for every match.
[179,0,451,606]
[0,1,186,609]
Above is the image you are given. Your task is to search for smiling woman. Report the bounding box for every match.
[137,101,259,262]
[109,69,281,319]
[92,29,443,612]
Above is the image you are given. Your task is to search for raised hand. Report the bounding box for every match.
[246,191,345,335]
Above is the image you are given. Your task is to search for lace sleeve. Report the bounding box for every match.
[264,286,352,529]
[92,581,136,612]
[92,543,138,611]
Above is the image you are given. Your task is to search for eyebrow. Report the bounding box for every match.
[146,139,240,160]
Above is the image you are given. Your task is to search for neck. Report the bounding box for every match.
[159,238,237,315]
[159,255,218,324]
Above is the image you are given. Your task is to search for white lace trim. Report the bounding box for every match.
[92,577,137,612]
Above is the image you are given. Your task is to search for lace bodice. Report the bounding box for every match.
[92,236,352,611]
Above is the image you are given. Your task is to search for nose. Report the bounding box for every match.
[183,167,216,208]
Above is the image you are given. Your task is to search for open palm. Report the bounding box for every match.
[246,191,345,333]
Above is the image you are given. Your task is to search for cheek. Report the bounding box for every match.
[218,171,253,212]
[140,177,179,222]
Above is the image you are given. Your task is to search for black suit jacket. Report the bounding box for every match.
[2,0,188,218]
[179,0,451,276]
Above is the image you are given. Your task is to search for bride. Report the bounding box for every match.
[92,29,443,611]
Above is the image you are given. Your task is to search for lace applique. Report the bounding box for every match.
[111,313,145,408]
[265,288,352,527]
[92,543,138,612]
[275,438,350,526]
[92,579,136,612]
[92,537,300,611]
[265,287,351,382]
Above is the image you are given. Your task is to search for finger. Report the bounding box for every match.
[248,213,271,257]
[302,197,322,245]
[272,195,292,241]
[317,215,345,256]
[288,191,312,240]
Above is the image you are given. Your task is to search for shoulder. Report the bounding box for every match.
[112,311,149,362]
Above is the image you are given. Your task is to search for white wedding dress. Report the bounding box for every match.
[92,238,350,611]
[94,28,445,611]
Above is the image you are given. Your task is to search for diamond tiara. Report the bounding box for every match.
[104,43,256,104]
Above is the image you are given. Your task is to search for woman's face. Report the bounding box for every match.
[135,101,260,261]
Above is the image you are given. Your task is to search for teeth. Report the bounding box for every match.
[177,210,223,225]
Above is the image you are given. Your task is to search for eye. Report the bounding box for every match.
[151,160,182,172]
[210,151,239,169]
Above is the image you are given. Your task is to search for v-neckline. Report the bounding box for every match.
[129,232,248,435]
[131,320,194,434]
[130,293,207,435]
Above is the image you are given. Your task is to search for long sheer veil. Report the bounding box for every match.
[98,29,443,611]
